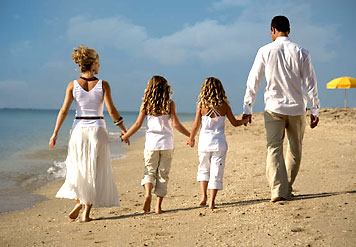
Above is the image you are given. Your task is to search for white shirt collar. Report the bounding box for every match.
[275,36,290,42]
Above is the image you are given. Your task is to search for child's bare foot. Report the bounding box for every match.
[79,217,92,223]
[199,197,207,206]
[209,201,216,210]
[143,195,152,212]
[68,204,82,219]
[155,196,164,214]
[155,206,163,214]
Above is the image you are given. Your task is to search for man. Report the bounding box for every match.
[242,16,320,203]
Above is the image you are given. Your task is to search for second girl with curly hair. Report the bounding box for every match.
[188,77,248,209]
[122,75,190,214]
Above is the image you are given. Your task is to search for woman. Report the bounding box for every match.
[49,45,128,222]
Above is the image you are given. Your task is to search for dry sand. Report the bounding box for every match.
[0,108,355,247]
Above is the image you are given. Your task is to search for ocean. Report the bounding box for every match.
[0,109,194,214]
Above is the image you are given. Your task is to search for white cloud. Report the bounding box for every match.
[66,2,338,66]
[67,16,147,51]
[211,0,251,10]
[292,22,338,62]
[143,19,265,65]
[66,16,266,65]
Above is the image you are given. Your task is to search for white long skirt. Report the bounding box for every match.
[56,126,120,207]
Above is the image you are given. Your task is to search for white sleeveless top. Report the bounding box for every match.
[145,115,174,151]
[198,109,227,152]
[72,80,106,128]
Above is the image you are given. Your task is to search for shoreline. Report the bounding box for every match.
[1,108,355,246]
[0,127,145,215]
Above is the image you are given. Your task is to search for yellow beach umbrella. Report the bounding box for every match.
[326,77,356,107]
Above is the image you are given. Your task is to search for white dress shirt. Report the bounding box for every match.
[243,36,320,116]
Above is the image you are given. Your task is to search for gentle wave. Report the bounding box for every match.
[111,154,127,160]
[47,160,66,179]
[108,127,146,139]
[47,153,127,179]
[108,131,122,139]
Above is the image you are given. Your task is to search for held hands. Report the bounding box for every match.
[242,114,252,126]
[121,130,130,146]
[310,114,319,129]
[187,137,195,147]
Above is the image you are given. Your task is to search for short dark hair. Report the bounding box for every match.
[271,16,290,32]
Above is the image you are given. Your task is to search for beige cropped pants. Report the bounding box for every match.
[142,149,173,197]
[264,111,306,199]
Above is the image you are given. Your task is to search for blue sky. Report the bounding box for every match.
[1,0,356,113]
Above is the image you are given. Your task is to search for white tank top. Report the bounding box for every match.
[145,115,174,150]
[72,80,106,128]
[198,109,227,152]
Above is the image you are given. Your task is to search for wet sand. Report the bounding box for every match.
[0,108,355,246]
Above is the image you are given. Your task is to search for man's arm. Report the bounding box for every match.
[242,48,266,121]
[301,50,320,128]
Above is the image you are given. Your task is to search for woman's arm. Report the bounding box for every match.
[170,101,190,137]
[187,107,202,147]
[102,80,128,133]
[49,82,74,149]
[121,104,146,145]
[226,103,249,127]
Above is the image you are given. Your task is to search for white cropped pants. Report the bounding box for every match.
[197,150,227,190]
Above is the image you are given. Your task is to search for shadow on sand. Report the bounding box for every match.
[95,190,356,221]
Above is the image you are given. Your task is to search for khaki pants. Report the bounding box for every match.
[264,111,306,199]
[142,149,173,197]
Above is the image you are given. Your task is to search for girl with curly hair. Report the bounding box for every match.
[187,77,249,209]
[122,75,190,214]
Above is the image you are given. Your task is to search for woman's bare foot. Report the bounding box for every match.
[68,204,82,219]
[80,204,92,222]
[143,195,152,212]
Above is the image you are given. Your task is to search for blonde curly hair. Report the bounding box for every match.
[142,75,172,115]
[198,77,229,109]
[72,45,99,73]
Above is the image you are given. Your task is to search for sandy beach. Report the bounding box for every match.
[0,108,355,247]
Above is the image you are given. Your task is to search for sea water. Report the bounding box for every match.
[0,109,194,214]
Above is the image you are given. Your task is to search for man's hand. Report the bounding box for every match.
[310,114,319,129]
[242,114,252,126]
